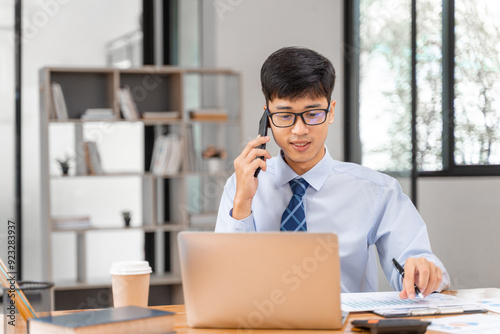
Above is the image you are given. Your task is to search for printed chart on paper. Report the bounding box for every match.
[341,291,481,312]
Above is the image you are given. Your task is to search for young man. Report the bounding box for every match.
[215,47,450,298]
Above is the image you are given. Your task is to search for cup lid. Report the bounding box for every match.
[110,261,152,275]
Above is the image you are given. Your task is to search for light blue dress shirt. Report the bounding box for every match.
[215,147,450,293]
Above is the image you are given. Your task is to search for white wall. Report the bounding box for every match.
[419,178,500,289]
[214,0,344,159]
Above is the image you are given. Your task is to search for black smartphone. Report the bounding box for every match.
[254,110,270,177]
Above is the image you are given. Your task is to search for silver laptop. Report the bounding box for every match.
[178,232,345,330]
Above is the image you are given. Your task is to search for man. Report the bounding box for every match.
[215,46,450,298]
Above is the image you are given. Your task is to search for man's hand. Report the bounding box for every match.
[399,257,443,299]
[231,135,272,220]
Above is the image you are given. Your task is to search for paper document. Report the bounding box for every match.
[475,298,500,313]
[341,291,481,312]
[427,314,500,334]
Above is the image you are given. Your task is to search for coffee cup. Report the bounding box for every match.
[110,261,152,307]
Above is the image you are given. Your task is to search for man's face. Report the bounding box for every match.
[267,96,335,175]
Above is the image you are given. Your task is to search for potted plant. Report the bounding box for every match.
[121,210,132,227]
[55,154,72,176]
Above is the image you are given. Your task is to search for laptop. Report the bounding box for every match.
[178,232,346,330]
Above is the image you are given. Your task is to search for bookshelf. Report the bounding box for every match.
[39,66,241,302]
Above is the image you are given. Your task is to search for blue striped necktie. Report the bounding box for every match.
[280,178,309,231]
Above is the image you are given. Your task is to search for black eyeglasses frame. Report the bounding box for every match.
[265,104,331,128]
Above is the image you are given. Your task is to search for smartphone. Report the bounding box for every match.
[254,110,270,177]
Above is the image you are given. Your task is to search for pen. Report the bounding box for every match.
[392,258,424,298]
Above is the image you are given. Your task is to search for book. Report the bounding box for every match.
[165,135,183,175]
[150,134,183,175]
[28,305,175,334]
[142,111,180,120]
[118,86,140,121]
[84,141,104,175]
[83,142,95,175]
[52,215,91,229]
[151,135,171,175]
[81,108,116,120]
[185,124,198,172]
[149,135,164,174]
[189,108,228,121]
[51,82,69,120]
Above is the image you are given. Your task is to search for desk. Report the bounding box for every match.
[153,288,500,334]
[2,289,499,333]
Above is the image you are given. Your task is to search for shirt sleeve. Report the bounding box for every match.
[214,175,256,232]
[371,177,450,292]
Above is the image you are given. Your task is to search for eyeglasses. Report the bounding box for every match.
[266,105,330,128]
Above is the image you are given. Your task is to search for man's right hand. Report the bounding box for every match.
[231,135,272,220]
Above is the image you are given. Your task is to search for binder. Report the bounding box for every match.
[374,305,488,318]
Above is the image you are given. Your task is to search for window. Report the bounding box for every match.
[345,0,500,176]
[454,0,500,166]
[358,0,412,172]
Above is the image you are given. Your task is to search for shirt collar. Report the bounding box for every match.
[275,146,334,191]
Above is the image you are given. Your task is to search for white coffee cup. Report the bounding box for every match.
[110,261,152,307]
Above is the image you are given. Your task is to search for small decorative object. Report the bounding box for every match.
[121,210,132,227]
[202,145,227,173]
[55,154,72,176]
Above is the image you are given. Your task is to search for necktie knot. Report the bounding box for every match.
[290,178,309,197]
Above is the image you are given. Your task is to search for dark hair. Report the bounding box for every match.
[260,47,336,104]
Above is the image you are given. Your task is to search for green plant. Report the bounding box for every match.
[121,210,132,227]
[121,210,132,219]
[55,154,72,168]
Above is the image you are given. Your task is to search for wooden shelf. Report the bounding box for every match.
[51,224,185,233]
[149,172,184,179]
[50,172,148,179]
[183,171,232,177]
[50,172,191,179]
[48,118,184,125]
[40,66,242,291]
[188,119,241,125]
[141,119,183,126]
[54,274,183,291]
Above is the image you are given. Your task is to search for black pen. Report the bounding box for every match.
[392,258,424,298]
